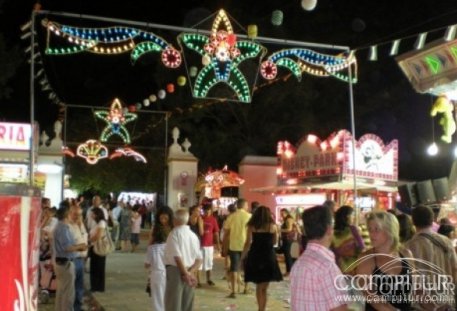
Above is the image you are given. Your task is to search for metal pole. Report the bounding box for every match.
[164,114,168,206]
[29,11,36,186]
[65,103,170,115]
[35,10,349,51]
[62,106,67,201]
[346,49,358,226]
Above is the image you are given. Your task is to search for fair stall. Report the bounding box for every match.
[253,129,399,219]
[195,166,244,214]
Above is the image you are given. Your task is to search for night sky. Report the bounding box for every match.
[2,0,457,181]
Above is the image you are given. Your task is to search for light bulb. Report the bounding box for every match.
[454,146,457,158]
[427,142,438,156]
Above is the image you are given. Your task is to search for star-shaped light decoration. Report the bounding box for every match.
[178,9,266,103]
[76,139,108,165]
[94,98,137,144]
[42,19,181,69]
[109,147,147,163]
[260,49,358,83]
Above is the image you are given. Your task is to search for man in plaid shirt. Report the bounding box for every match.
[290,205,348,311]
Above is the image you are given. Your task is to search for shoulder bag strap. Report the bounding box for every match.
[418,232,449,255]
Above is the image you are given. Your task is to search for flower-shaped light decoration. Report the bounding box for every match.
[260,60,278,80]
[94,98,137,144]
[76,139,108,165]
[178,9,266,103]
[109,147,147,163]
[260,49,357,83]
[42,19,181,69]
[161,47,182,68]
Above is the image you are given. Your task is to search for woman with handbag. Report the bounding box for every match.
[89,207,108,292]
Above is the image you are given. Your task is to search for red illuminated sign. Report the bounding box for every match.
[0,122,32,150]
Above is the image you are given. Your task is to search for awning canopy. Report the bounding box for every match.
[250,179,397,195]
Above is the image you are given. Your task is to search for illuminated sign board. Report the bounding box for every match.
[0,122,32,150]
[277,130,398,185]
[275,193,326,206]
[343,134,398,181]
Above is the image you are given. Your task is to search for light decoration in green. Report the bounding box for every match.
[42,19,181,68]
[260,49,357,83]
[178,9,266,103]
[94,98,137,144]
[424,55,442,74]
[76,139,108,165]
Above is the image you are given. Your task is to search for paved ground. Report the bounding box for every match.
[38,230,362,310]
[38,230,292,311]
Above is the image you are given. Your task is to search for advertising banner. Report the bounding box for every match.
[0,184,41,311]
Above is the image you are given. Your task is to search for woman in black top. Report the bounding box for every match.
[355,211,414,311]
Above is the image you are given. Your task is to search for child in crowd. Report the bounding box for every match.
[130,205,142,253]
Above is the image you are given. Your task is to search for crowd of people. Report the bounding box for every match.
[38,194,156,310]
[39,195,457,311]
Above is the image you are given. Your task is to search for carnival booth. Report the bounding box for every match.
[195,165,245,214]
[253,130,399,221]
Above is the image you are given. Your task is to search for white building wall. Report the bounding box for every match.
[238,155,277,212]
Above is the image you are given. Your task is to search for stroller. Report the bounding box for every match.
[38,237,56,304]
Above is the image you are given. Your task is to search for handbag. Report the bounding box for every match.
[93,226,115,256]
[145,278,151,297]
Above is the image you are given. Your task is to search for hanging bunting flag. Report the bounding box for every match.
[369,45,378,61]
[389,40,401,56]
[444,25,457,42]
[414,32,428,50]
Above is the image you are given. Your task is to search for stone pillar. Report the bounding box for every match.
[167,127,198,210]
[37,121,64,207]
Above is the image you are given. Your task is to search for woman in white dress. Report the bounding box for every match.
[144,206,174,311]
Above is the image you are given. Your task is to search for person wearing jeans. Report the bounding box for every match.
[53,201,88,311]
[69,201,88,311]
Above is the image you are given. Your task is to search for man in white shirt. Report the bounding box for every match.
[85,195,108,231]
[164,208,202,311]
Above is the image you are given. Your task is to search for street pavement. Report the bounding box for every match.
[38,230,292,311]
[38,230,362,310]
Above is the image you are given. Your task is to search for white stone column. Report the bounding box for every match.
[166,128,198,210]
[37,121,64,207]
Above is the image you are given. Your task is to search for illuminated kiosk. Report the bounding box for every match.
[167,127,198,210]
[252,130,399,221]
[195,166,245,214]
